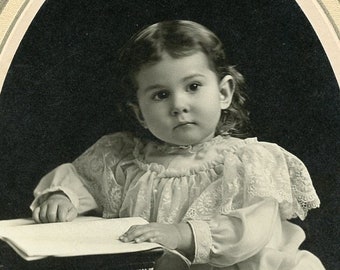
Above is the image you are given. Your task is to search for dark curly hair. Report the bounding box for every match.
[118,20,251,139]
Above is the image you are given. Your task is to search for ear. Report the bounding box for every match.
[128,102,148,129]
[219,75,235,110]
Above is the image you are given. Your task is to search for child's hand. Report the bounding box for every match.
[32,192,77,223]
[119,223,181,250]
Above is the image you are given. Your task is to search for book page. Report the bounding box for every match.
[0,217,162,261]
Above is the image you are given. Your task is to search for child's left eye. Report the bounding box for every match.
[188,83,201,92]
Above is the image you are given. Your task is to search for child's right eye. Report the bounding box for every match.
[152,91,169,101]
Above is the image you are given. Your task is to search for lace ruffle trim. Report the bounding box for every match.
[187,220,212,264]
[132,136,244,177]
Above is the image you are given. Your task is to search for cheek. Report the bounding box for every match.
[140,104,166,123]
[198,96,221,113]
[200,100,222,124]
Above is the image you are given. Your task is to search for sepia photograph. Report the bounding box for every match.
[0,0,339,269]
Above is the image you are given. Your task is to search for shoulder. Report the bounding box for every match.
[230,137,298,163]
[74,132,140,163]
[230,138,311,185]
[222,137,320,220]
[217,136,306,169]
[95,132,138,151]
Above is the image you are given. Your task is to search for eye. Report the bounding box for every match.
[188,83,201,92]
[152,90,170,101]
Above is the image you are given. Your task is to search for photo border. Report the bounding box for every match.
[0,1,338,268]
[0,0,45,92]
[296,0,340,83]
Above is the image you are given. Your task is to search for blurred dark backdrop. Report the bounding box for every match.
[0,0,339,268]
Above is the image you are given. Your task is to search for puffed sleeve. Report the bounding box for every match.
[72,132,137,218]
[184,140,321,266]
[30,132,137,217]
[30,163,99,214]
[232,141,320,220]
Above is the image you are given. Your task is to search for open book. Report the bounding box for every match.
[0,216,162,261]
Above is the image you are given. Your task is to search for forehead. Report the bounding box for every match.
[135,51,214,86]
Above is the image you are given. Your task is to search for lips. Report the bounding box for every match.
[174,122,196,129]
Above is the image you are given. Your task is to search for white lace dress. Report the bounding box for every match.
[30,132,325,269]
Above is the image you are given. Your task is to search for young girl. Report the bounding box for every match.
[30,20,325,269]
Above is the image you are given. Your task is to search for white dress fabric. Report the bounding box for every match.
[30,132,325,269]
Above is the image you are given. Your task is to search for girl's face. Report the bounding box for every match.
[133,51,234,146]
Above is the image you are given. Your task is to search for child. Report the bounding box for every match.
[30,20,325,269]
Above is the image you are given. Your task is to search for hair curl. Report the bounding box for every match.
[118,20,251,139]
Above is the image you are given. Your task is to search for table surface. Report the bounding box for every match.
[0,240,164,270]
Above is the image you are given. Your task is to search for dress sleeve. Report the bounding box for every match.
[72,132,137,218]
[233,141,320,220]
[184,140,321,266]
[30,163,99,214]
[30,132,137,217]
[187,199,279,266]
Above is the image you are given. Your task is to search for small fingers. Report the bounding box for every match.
[33,194,76,223]
[49,201,77,222]
[56,204,69,222]
[120,225,159,243]
[46,202,58,223]
[64,206,78,222]
[134,230,159,243]
[122,225,141,236]
[120,225,144,242]
[38,203,49,223]
[34,201,71,223]
[32,206,41,223]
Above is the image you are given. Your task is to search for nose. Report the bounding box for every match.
[170,93,189,116]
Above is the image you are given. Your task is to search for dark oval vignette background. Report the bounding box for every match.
[0,0,339,269]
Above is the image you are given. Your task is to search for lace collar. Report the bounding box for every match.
[150,135,227,154]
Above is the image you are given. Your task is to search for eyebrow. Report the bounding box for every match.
[142,84,166,93]
[181,73,205,82]
[141,73,206,93]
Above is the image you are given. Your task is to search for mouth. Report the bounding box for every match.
[174,122,196,129]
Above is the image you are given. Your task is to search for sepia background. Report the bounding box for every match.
[0,0,339,269]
